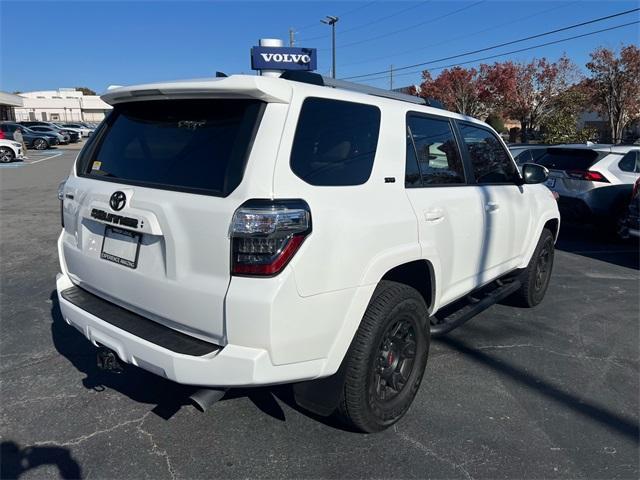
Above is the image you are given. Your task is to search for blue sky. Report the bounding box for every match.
[1,1,638,93]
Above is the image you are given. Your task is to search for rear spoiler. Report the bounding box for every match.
[101,75,293,105]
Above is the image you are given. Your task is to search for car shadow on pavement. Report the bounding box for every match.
[555,224,639,270]
[0,441,82,479]
[50,290,193,420]
[439,336,640,443]
[50,290,349,428]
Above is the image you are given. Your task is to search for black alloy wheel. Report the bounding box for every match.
[33,138,48,150]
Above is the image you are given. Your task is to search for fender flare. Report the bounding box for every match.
[518,213,560,269]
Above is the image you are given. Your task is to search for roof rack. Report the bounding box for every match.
[279,71,443,109]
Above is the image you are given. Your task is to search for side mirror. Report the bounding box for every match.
[521,163,549,184]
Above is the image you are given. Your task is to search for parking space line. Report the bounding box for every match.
[25,152,63,164]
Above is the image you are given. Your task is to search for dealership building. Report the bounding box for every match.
[11,88,112,123]
[0,91,24,121]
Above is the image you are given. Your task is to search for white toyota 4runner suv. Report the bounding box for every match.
[56,72,559,432]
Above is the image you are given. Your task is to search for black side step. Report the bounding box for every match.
[430,280,521,337]
[61,286,220,356]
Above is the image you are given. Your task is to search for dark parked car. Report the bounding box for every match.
[508,144,549,165]
[624,177,640,239]
[0,122,60,150]
[19,121,80,143]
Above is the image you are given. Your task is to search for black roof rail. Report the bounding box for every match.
[279,71,444,109]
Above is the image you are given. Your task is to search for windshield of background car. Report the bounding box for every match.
[78,99,265,196]
[535,148,605,171]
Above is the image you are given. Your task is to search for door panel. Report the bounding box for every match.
[406,187,485,307]
[457,122,529,277]
[405,114,485,308]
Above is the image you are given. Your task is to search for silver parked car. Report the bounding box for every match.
[510,143,640,235]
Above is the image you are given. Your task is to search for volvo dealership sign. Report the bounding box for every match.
[251,46,317,71]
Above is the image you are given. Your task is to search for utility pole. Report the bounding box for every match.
[390,65,394,90]
[321,15,339,78]
[289,28,295,47]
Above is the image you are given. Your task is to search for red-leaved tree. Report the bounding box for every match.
[484,56,577,142]
[419,67,488,117]
[585,45,640,144]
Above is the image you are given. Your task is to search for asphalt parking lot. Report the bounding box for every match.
[1,148,638,479]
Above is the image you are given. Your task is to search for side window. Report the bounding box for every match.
[406,115,465,186]
[460,124,519,184]
[511,149,532,165]
[290,97,381,186]
[618,151,640,173]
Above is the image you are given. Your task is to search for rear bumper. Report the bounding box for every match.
[557,184,634,222]
[56,272,326,387]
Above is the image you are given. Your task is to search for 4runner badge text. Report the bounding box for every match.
[91,208,139,229]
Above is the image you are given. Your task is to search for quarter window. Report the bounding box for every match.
[290,97,381,186]
[618,150,640,173]
[406,115,464,186]
[460,124,519,184]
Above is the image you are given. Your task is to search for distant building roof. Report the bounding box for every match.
[0,91,24,107]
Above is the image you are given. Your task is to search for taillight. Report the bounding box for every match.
[0,131,5,139]
[633,178,640,199]
[566,170,609,182]
[230,199,311,276]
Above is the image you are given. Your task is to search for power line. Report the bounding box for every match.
[333,1,487,50]
[298,0,432,43]
[356,20,640,85]
[342,0,579,69]
[342,7,640,80]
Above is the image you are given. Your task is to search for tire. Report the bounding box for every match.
[512,228,555,307]
[338,280,430,433]
[0,147,15,163]
[33,138,48,150]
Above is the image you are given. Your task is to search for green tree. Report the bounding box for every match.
[540,84,595,144]
[485,113,506,133]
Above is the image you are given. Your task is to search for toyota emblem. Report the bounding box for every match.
[109,191,127,211]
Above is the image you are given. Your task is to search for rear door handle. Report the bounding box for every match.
[424,209,445,222]
[485,202,500,212]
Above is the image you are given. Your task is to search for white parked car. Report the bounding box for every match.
[511,144,640,236]
[0,138,25,162]
[56,73,559,432]
[59,123,93,137]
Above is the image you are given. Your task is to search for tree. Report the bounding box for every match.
[540,84,596,144]
[484,56,577,142]
[75,86,96,96]
[585,45,640,144]
[485,113,506,133]
[419,67,488,117]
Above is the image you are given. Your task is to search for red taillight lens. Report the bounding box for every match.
[0,131,5,139]
[633,179,640,199]
[567,170,609,182]
[230,199,311,277]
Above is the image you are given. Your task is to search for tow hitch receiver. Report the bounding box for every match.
[97,346,124,374]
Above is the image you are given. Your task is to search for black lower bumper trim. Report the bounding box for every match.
[60,285,220,356]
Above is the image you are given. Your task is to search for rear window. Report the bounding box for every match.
[79,99,264,196]
[290,97,381,186]
[536,148,604,171]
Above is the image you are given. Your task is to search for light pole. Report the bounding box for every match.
[321,15,339,78]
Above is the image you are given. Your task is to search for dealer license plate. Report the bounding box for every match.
[101,226,141,269]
